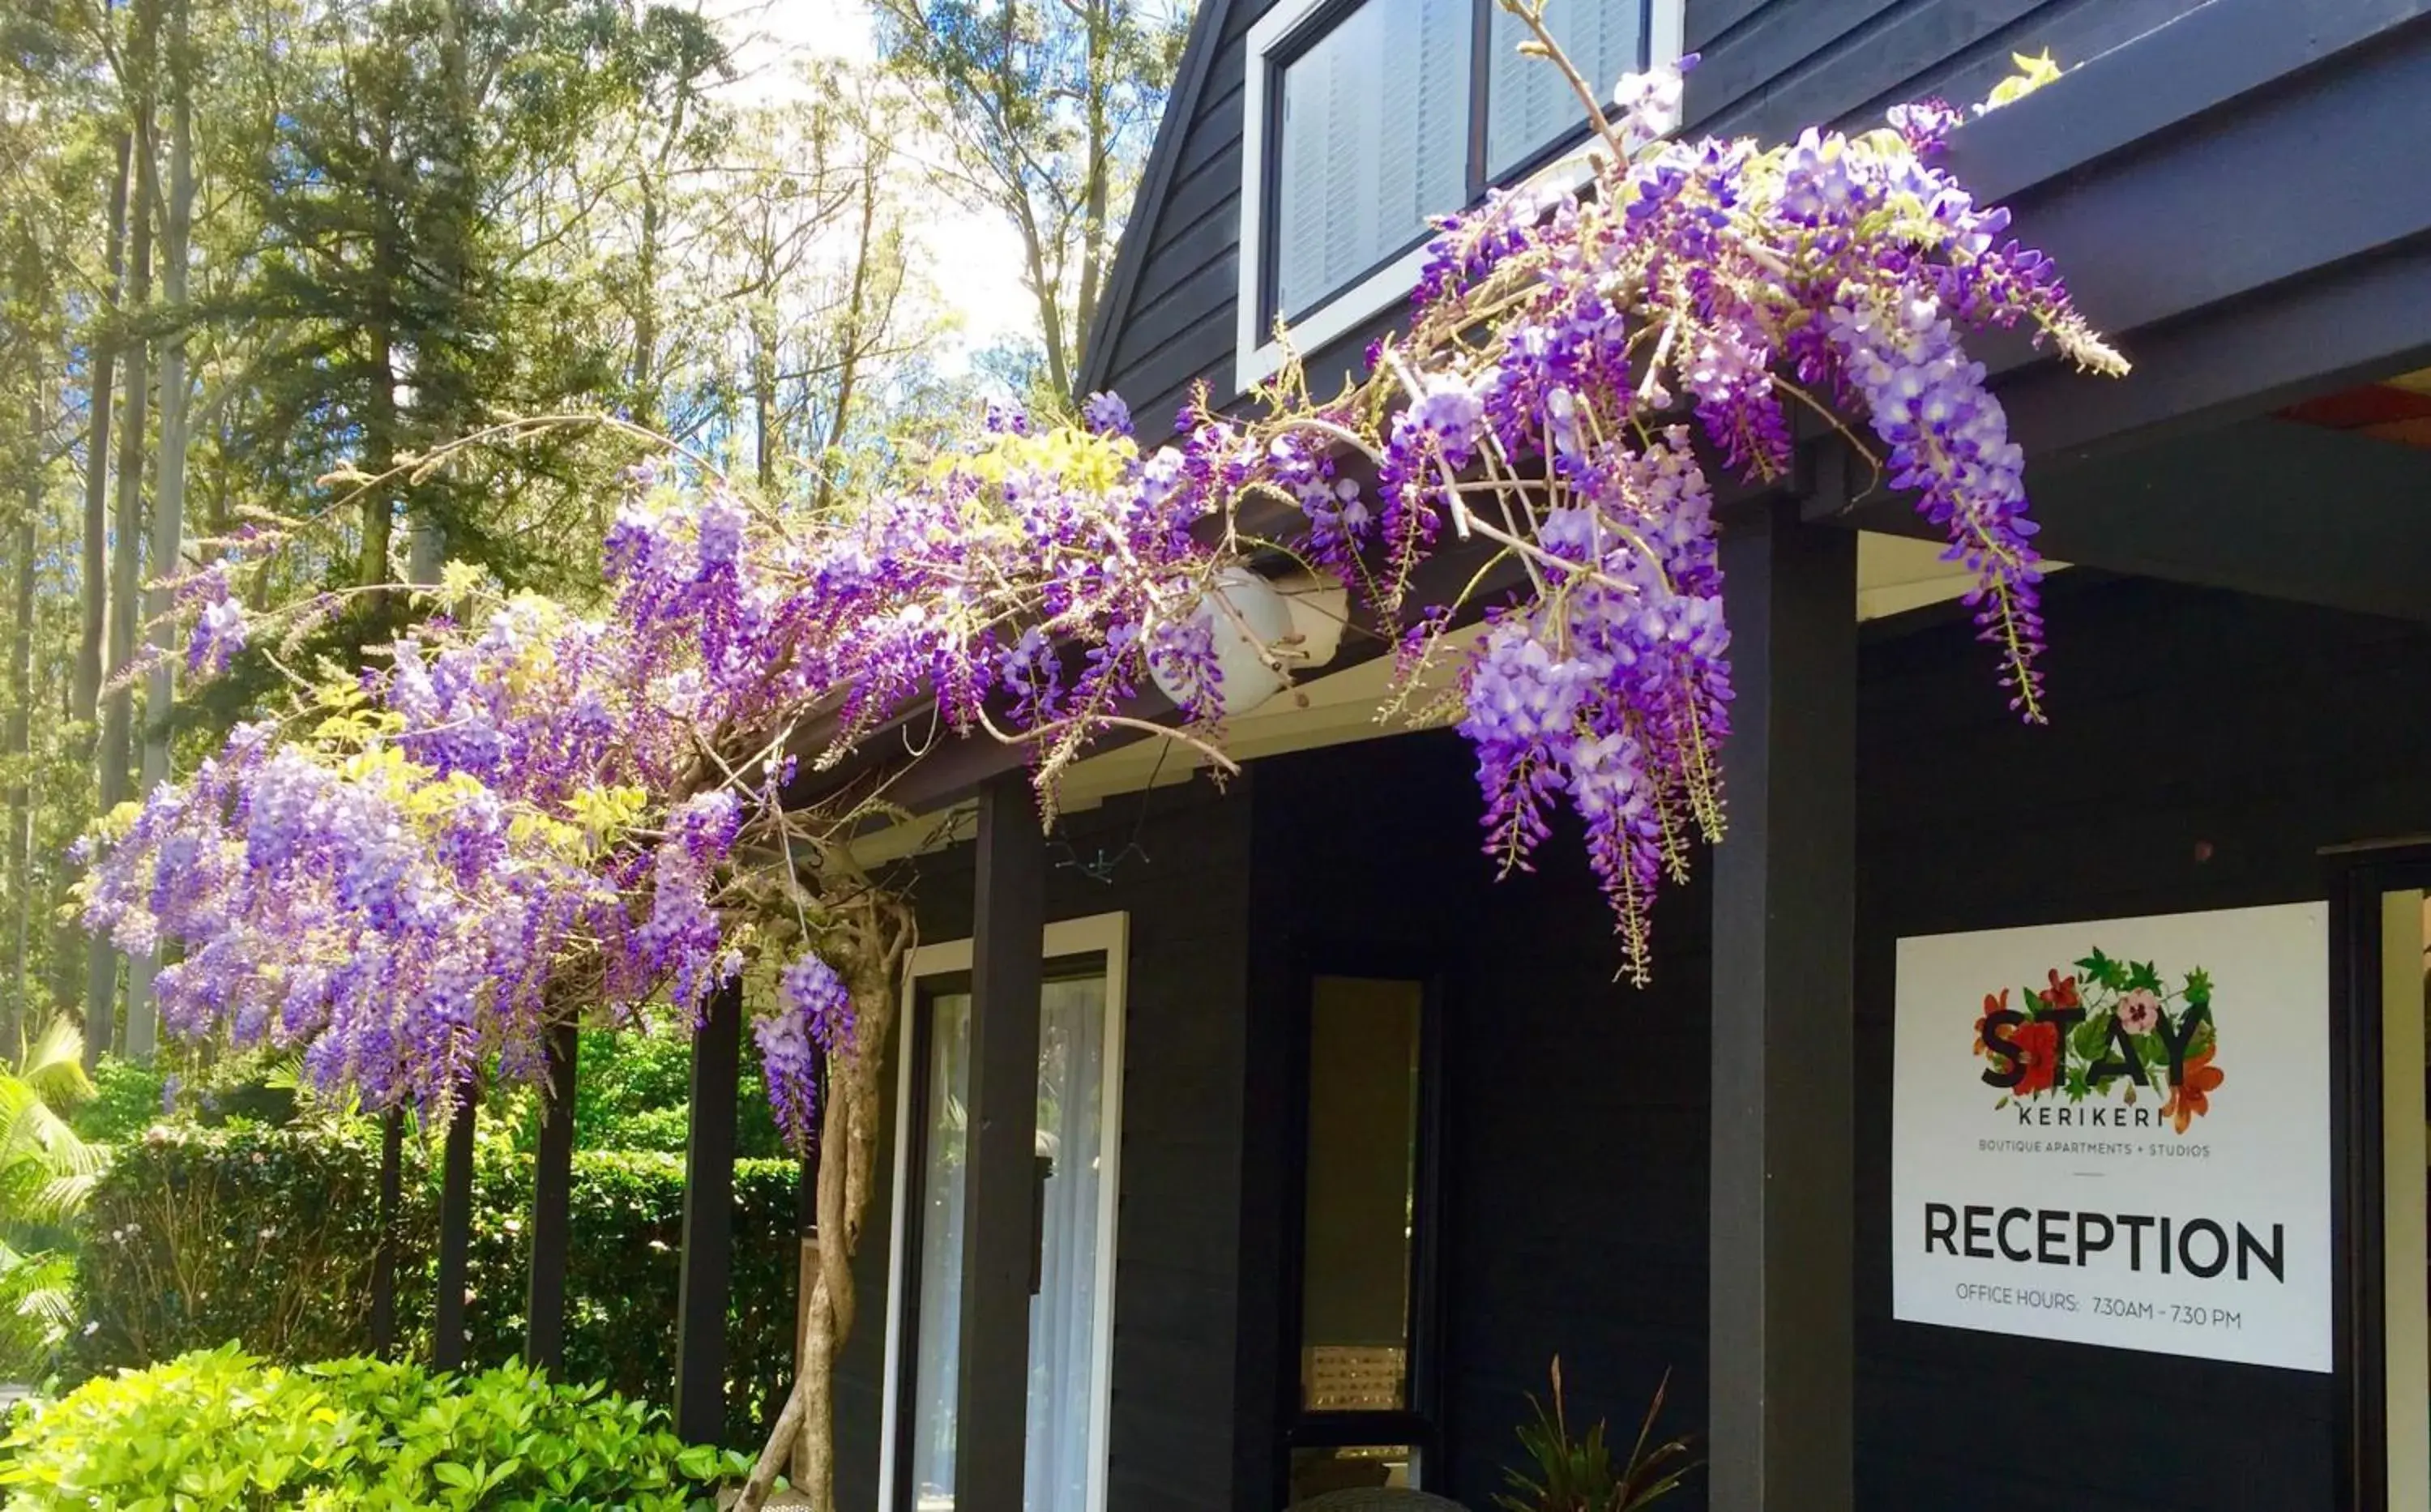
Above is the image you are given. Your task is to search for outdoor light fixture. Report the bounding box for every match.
[1275,568,1350,669]
[1152,565,1296,716]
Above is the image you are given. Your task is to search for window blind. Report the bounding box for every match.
[1274,0,1472,323]
[1485,0,1644,178]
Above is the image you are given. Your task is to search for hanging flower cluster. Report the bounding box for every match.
[79,13,2121,1139]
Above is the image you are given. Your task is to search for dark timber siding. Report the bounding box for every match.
[832,778,1256,1512]
[1087,0,2202,444]
[1249,730,1716,1510]
[1240,576,2431,1510]
[1848,580,2431,1510]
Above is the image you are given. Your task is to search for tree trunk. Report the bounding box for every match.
[58,130,130,1023]
[1072,0,1113,388]
[738,886,911,1512]
[95,0,160,1061]
[813,164,882,512]
[130,0,194,1062]
[753,305,778,497]
[6,396,36,1064]
[363,323,397,590]
[407,0,476,590]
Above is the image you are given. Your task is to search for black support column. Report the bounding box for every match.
[1709,495,1856,1512]
[434,1085,477,1373]
[954,772,1045,1512]
[370,1107,404,1357]
[675,982,742,1445]
[526,1021,578,1373]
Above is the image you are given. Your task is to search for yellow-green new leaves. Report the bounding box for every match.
[1982,50,2063,113]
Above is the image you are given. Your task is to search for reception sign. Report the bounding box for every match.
[1892,903,2332,1371]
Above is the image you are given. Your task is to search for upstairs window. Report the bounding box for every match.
[1240,0,1684,384]
[1271,0,1472,326]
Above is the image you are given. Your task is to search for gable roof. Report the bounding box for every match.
[1075,0,1238,402]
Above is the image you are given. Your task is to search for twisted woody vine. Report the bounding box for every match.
[72,6,2124,1506]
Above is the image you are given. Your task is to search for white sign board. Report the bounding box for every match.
[1892,903,2332,1372]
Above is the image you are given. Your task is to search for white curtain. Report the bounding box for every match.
[905,974,1112,1512]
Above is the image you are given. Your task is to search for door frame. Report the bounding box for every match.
[2332,848,2431,1512]
[1271,941,1453,1501]
[877,911,1130,1512]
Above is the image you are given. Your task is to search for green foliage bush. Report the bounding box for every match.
[0,1344,753,1509]
[563,1027,787,1158]
[71,1124,801,1446]
[64,1057,168,1145]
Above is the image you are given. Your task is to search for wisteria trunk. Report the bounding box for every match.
[739,905,907,1512]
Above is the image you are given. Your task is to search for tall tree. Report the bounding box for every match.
[5,399,35,1064]
[92,0,161,1061]
[872,0,1189,399]
[129,0,194,1060]
[57,130,128,1026]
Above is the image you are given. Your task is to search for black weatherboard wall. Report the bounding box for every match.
[831,780,1257,1512]
[1246,733,1715,1511]
[1079,0,2204,445]
[1848,579,2431,1509]
[1238,576,2431,1512]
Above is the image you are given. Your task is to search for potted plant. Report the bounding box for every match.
[1495,1359,1698,1512]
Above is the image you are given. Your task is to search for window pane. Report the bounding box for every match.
[908,991,972,1510]
[2382,891,2429,1512]
[1026,974,1109,1512]
[1486,0,1645,177]
[903,972,1111,1512]
[1274,0,1472,322]
[1299,976,1423,1414]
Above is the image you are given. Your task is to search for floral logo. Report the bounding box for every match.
[1972,949,2221,1132]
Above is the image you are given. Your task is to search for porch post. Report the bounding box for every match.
[1708,494,1856,1512]
[525,1020,578,1372]
[434,1083,477,1373]
[675,980,742,1445]
[955,771,1045,1512]
[370,1107,404,1356]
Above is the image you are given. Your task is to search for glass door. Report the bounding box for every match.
[1282,967,1445,1505]
[883,915,1126,1512]
[2373,884,2429,1512]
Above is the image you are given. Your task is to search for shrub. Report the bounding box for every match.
[73,1124,397,1369]
[0,1343,753,1510]
[450,1147,803,1444]
[71,1123,801,1446]
[562,1027,788,1158]
[65,1055,166,1144]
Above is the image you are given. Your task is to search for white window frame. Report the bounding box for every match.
[877,910,1130,1512]
[1236,0,1685,387]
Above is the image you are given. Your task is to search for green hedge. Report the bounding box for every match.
[72,1124,800,1447]
[0,1344,754,1510]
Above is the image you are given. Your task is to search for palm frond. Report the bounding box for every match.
[13,1020,95,1108]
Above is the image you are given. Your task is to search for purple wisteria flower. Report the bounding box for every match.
[1082,391,1134,438]
[84,45,2118,1121]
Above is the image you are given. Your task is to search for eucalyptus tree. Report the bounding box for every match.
[870,0,1190,399]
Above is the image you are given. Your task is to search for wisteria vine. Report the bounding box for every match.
[77,11,2121,1159]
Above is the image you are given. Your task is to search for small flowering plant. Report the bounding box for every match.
[1975,949,2222,1131]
